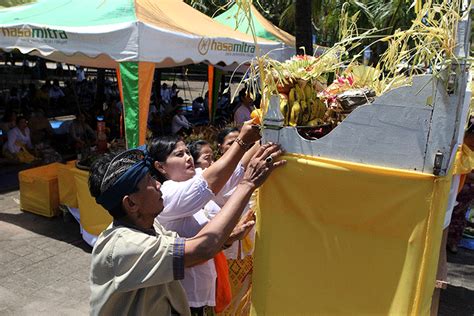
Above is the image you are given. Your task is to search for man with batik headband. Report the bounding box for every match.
[88,144,285,315]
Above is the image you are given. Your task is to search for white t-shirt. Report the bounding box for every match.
[234,104,252,125]
[76,67,85,82]
[161,88,171,104]
[171,114,191,134]
[156,165,245,307]
[4,127,32,153]
[203,199,254,260]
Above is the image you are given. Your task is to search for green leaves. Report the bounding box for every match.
[0,0,35,8]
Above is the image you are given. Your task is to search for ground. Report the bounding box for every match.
[0,189,473,315]
[0,190,90,315]
[439,249,474,315]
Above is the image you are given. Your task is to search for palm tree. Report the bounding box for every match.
[279,0,416,50]
[253,0,293,27]
[279,0,339,47]
[352,0,415,32]
[184,0,228,17]
[0,0,35,8]
[294,0,313,55]
[350,0,416,63]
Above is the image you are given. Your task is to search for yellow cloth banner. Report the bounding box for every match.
[251,154,452,315]
[73,168,112,236]
[58,162,78,208]
[454,144,474,175]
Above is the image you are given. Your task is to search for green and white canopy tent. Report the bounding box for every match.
[214,3,326,57]
[214,3,295,49]
[0,0,285,147]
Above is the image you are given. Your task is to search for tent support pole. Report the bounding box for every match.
[66,64,82,115]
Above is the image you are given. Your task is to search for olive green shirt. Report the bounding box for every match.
[90,221,190,315]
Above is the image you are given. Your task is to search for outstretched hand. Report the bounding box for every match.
[225,209,256,247]
[242,143,286,189]
[239,120,261,145]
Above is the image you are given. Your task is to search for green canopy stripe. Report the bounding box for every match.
[119,61,140,149]
[0,0,136,27]
[214,4,279,42]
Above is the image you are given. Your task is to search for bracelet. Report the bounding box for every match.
[435,280,448,289]
[235,137,250,150]
[222,242,232,250]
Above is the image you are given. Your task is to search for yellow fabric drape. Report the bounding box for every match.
[251,154,452,315]
[454,144,474,175]
[73,168,112,236]
[58,161,78,208]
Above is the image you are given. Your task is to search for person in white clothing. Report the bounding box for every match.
[161,83,171,104]
[233,92,253,126]
[217,127,239,156]
[171,109,192,135]
[76,66,86,82]
[2,116,35,161]
[188,140,214,169]
[147,123,265,313]
[87,146,285,315]
[171,98,192,135]
[49,79,65,101]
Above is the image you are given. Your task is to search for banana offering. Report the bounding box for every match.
[279,81,328,127]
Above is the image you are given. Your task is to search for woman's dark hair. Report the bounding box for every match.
[9,87,18,96]
[188,140,210,164]
[254,93,262,109]
[2,109,16,122]
[217,127,239,145]
[147,135,182,182]
[16,115,26,125]
[466,116,474,134]
[238,88,247,99]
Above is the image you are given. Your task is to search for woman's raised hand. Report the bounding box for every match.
[241,143,286,189]
[239,120,261,146]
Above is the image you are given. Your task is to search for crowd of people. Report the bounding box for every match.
[0,75,261,167]
[148,83,259,136]
[0,76,147,163]
[0,69,264,314]
[1,67,473,315]
[85,94,474,316]
[88,121,284,315]
[0,109,62,164]
[0,71,266,315]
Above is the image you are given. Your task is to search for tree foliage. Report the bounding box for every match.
[0,0,35,8]
[187,0,418,48]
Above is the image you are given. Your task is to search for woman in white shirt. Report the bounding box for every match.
[188,140,214,169]
[171,102,192,135]
[2,116,35,162]
[189,138,255,256]
[147,124,262,313]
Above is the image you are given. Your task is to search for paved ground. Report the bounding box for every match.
[439,249,474,315]
[0,188,473,315]
[0,191,91,315]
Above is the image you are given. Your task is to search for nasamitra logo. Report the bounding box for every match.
[1,27,68,39]
[198,37,255,55]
